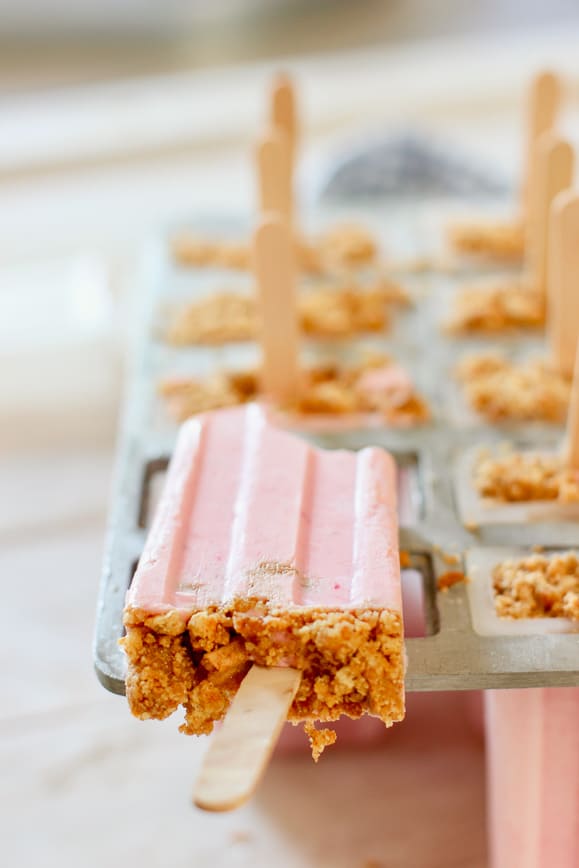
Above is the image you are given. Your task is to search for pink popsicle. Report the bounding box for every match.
[485,688,579,868]
[123,403,405,736]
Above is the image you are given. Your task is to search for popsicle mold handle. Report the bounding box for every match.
[194,665,302,812]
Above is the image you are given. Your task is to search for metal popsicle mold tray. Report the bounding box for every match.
[94,200,579,696]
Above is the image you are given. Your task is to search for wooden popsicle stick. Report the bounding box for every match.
[547,190,579,377]
[522,70,561,214]
[271,74,297,170]
[564,339,579,469]
[256,128,292,224]
[524,133,574,298]
[253,214,301,405]
[194,665,302,812]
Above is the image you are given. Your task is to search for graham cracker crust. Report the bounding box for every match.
[171,223,379,275]
[445,281,544,335]
[167,279,409,347]
[122,602,405,757]
[455,352,570,423]
[448,219,525,261]
[493,553,579,620]
[475,451,579,503]
[159,354,430,426]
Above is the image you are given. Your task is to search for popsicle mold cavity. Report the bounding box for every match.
[122,404,405,737]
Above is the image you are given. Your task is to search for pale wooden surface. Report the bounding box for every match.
[524,133,574,297]
[254,216,301,405]
[195,666,302,812]
[548,191,579,376]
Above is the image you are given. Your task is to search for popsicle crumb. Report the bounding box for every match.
[399,550,411,568]
[437,571,467,592]
[159,355,429,426]
[456,352,570,423]
[122,601,405,753]
[445,281,544,334]
[493,552,579,619]
[167,279,410,346]
[447,218,525,261]
[303,722,338,762]
[475,452,579,503]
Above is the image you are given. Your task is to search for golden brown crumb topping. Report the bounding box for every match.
[303,722,338,762]
[122,601,405,757]
[456,353,570,423]
[448,219,525,260]
[446,281,544,334]
[172,224,380,275]
[166,279,409,346]
[493,553,579,619]
[437,571,467,592]
[475,451,579,503]
[159,353,430,426]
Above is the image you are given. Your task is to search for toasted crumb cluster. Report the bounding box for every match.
[475,451,579,503]
[303,722,338,762]
[167,279,409,346]
[172,237,250,270]
[122,600,404,756]
[171,224,379,275]
[446,281,544,334]
[168,293,256,345]
[456,352,570,423]
[159,354,430,425]
[493,553,579,619]
[312,224,378,269]
[448,219,525,260]
[437,571,467,592]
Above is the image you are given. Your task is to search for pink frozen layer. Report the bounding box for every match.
[485,688,579,868]
[128,403,401,617]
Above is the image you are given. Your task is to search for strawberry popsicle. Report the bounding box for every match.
[122,403,405,741]
[485,688,579,868]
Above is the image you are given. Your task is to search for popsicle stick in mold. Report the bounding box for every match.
[256,128,293,225]
[524,133,574,299]
[194,665,302,812]
[548,191,579,377]
[270,73,297,171]
[522,70,562,215]
[254,214,301,406]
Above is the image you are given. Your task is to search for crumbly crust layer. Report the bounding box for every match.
[448,219,525,260]
[159,353,430,425]
[456,352,570,423]
[171,224,379,275]
[446,282,544,335]
[122,601,405,743]
[475,451,579,503]
[167,280,409,347]
[493,553,579,619]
